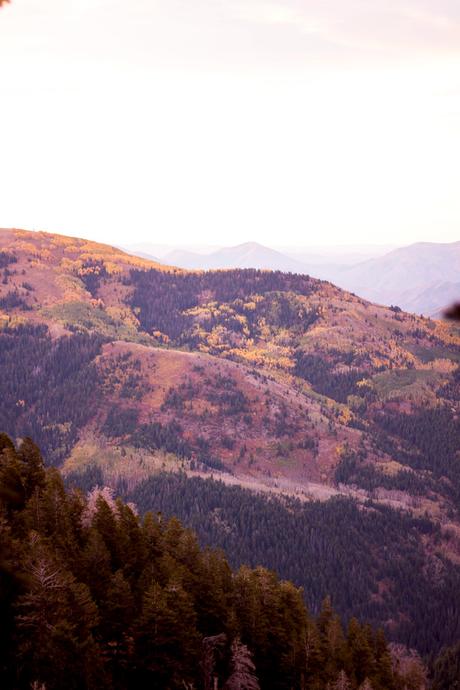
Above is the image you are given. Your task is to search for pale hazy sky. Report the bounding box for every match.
[0,0,459,247]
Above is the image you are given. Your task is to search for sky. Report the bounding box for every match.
[0,0,459,248]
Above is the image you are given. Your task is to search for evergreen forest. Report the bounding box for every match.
[0,434,435,690]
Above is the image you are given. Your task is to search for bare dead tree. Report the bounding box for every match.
[333,670,352,690]
[202,633,227,690]
[224,638,260,690]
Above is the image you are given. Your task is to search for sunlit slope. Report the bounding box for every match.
[0,227,179,333]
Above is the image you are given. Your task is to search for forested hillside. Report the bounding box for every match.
[0,434,423,690]
[0,228,459,670]
[115,472,460,657]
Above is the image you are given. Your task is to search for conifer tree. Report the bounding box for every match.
[99,568,134,677]
[373,629,395,690]
[79,528,112,603]
[135,581,199,689]
[346,618,375,686]
[0,440,27,513]
[17,437,46,500]
[317,596,334,636]
[302,619,323,689]
[92,495,121,568]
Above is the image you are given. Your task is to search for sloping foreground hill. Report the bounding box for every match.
[0,228,459,655]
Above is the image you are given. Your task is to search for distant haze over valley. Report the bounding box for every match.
[123,239,460,317]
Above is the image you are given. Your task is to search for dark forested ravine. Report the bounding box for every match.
[119,471,460,657]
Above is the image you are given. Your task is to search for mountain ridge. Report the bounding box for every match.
[163,240,309,273]
[0,227,458,511]
[123,236,460,316]
[336,240,460,310]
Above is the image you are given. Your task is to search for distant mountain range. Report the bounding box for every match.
[165,242,308,273]
[334,241,460,315]
[123,239,460,316]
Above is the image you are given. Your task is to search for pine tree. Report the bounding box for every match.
[91,494,121,569]
[0,441,26,514]
[17,437,46,500]
[79,527,112,603]
[135,581,200,689]
[99,569,134,678]
[302,619,323,688]
[317,596,334,636]
[373,629,395,690]
[26,469,75,548]
[195,549,233,636]
[346,618,375,685]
